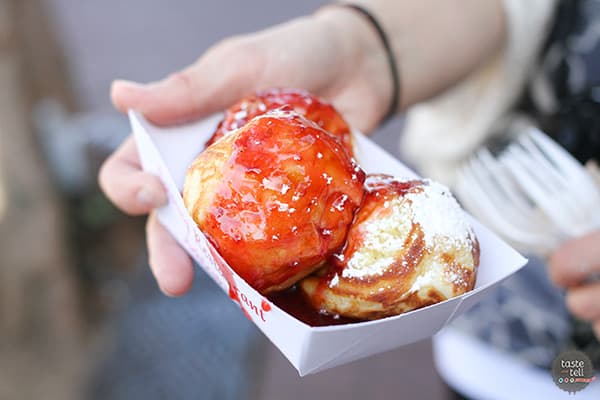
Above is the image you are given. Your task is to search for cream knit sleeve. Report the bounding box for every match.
[399,0,557,187]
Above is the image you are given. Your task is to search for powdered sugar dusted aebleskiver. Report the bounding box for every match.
[300,174,479,320]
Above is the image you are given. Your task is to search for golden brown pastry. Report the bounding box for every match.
[205,88,354,156]
[300,174,479,319]
[184,110,365,294]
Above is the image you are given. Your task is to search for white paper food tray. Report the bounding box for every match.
[129,110,528,376]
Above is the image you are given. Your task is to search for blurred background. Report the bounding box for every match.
[0,1,445,399]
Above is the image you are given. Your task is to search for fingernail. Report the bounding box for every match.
[159,284,178,297]
[114,79,147,91]
[566,291,587,318]
[576,262,590,275]
[137,187,167,208]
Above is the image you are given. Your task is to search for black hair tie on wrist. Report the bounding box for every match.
[341,4,400,123]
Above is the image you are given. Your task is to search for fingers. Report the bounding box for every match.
[553,232,600,341]
[100,138,194,296]
[99,136,167,215]
[549,231,600,288]
[146,212,194,296]
[111,38,264,126]
[111,74,206,126]
[566,282,600,321]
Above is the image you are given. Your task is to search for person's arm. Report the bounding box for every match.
[101,1,507,296]
[317,0,506,112]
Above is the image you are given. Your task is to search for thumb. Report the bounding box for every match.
[111,39,265,126]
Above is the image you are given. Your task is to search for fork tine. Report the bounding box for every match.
[477,149,540,220]
[472,149,538,225]
[506,143,582,218]
[468,148,559,231]
[518,134,570,188]
[519,134,596,220]
[499,150,581,238]
[529,128,600,194]
[506,145,554,194]
[527,128,579,170]
[457,162,558,252]
[528,128,600,224]
[516,137,565,193]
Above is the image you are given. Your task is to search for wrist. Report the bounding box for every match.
[313,5,393,127]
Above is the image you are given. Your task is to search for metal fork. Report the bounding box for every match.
[456,125,600,256]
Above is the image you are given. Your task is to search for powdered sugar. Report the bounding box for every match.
[329,274,339,288]
[341,196,412,279]
[340,179,475,280]
[409,262,441,292]
[406,179,474,249]
[408,260,457,298]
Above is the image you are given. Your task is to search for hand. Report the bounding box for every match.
[549,231,600,340]
[99,8,391,296]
